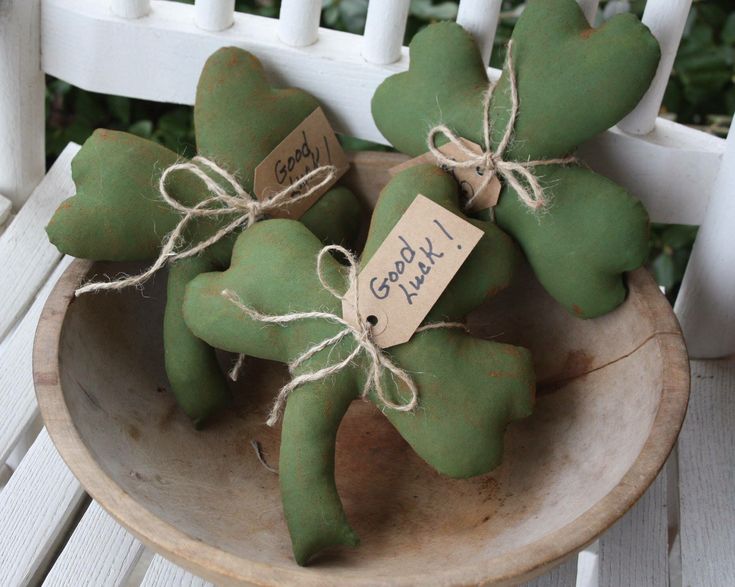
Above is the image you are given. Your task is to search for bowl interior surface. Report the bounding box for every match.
[37,153,689,586]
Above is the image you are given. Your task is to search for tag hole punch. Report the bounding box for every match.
[366,315,379,327]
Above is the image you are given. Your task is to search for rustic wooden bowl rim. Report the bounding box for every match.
[33,153,690,586]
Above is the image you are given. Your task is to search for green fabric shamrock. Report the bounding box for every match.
[372,0,661,318]
[182,163,535,564]
[46,47,363,427]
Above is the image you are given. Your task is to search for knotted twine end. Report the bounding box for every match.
[427,40,576,212]
[222,245,467,426]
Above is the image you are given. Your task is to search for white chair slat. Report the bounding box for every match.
[278,0,321,48]
[576,545,600,587]
[43,501,144,587]
[110,0,150,19]
[597,468,669,586]
[0,256,72,467]
[456,0,502,64]
[0,429,86,587]
[362,0,410,65]
[617,0,693,135]
[5,415,43,472]
[194,0,235,33]
[678,359,735,586]
[0,0,45,209]
[576,0,600,23]
[0,194,12,231]
[522,555,578,586]
[675,124,735,358]
[0,144,78,343]
[141,556,214,587]
[578,118,724,225]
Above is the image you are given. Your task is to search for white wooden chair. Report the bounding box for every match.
[0,0,733,585]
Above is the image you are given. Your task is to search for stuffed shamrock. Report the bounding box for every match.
[372,0,661,318]
[182,163,535,564]
[46,47,363,427]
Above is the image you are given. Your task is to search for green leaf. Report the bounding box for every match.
[660,224,698,250]
[410,0,458,21]
[107,95,131,125]
[63,120,96,146]
[652,253,676,291]
[338,134,391,152]
[338,0,368,33]
[724,13,735,46]
[128,119,154,138]
[49,79,72,96]
[322,5,341,28]
[697,4,728,30]
[73,91,106,127]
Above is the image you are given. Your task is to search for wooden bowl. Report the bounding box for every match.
[34,152,689,586]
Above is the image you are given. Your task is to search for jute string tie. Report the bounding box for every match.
[75,156,337,296]
[427,40,576,212]
[223,244,467,426]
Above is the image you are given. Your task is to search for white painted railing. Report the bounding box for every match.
[456,0,503,65]
[110,0,150,19]
[363,0,410,65]
[0,0,711,210]
[36,0,725,229]
[194,0,235,32]
[618,0,693,135]
[0,0,45,209]
[278,0,321,47]
[676,124,735,358]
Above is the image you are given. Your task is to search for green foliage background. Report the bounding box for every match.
[45,0,735,302]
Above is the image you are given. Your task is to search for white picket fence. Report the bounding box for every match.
[0,0,734,585]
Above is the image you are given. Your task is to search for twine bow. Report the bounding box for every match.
[75,156,336,296]
[223,245,467,426]
[427,40,576,211]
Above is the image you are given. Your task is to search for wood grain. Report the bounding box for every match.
[679,359,735,587]
[597,468,668,586]
[0,144,79,342]
[0,257,72,466]
[0,429,86,587]
[0,0,45,208]
[141,557,214,587]
[42,501,144,587]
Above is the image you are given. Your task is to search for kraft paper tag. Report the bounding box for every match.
[389,138,502,211]
[253,107,350,219]
[342,195,484,348]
